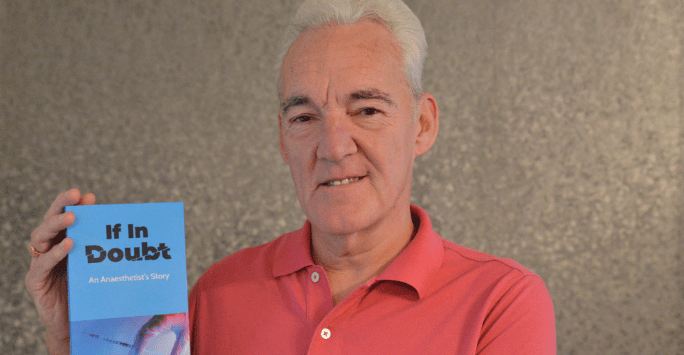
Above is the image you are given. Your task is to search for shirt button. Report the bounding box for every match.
[321,328,331,339]
[311,271,320,283]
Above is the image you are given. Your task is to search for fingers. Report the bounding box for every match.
[32,189,96,253]
[78,192,96,206]
[31,211,74,254]
[43,189,81,222]
[25,238,73,294]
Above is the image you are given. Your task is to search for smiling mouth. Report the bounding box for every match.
[322,176,366,186]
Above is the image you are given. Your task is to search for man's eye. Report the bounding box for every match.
[292,115,313,123]
[360,108,379,116]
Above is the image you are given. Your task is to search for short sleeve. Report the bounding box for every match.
[476,275,556,355]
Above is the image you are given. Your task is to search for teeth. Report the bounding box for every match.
[327,177,361,186]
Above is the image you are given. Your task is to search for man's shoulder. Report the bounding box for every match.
[414,205,538,280]
[434,238,552,311]
[440,238,536,276]
[433,240,556,352]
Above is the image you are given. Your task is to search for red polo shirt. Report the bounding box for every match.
[189,205,556,354]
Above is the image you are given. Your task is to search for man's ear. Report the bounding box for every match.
[414,93,439,157]
[278,112,290,165]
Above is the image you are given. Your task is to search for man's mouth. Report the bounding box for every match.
[322,176,365,186]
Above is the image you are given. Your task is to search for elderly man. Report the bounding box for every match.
[26,0,556,354]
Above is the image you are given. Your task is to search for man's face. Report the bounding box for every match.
[278,19,424,237]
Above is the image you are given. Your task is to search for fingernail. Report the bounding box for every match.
[59,214,65,221]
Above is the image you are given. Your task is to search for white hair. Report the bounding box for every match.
[277,0,427,99]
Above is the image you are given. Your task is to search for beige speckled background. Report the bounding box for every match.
[1,0,682,354]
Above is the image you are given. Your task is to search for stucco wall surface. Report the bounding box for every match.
[1,1,682,354]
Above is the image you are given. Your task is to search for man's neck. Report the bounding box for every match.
[310,206,415,305]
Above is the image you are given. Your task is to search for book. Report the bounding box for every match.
[66,202,190,355]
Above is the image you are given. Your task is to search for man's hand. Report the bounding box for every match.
[25,188,96,355]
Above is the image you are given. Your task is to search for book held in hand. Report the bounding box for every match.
[66,202,190,355]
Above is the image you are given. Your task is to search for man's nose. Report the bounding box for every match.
[316,113,358,162]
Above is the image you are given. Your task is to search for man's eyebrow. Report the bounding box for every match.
[281,89,396,114]
[281,96,310,115]
[349,89,397,107]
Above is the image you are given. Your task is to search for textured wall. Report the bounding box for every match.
[1,0,682,354]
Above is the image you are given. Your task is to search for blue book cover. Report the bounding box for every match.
[66,202,190,355]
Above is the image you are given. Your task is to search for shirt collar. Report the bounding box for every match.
[272,205,444,299]
[375,204,444,299]
[272,220,315,278]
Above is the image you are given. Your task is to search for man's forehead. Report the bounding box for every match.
[279,20,409,109]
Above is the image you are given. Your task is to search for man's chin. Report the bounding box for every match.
[307,207,378,238]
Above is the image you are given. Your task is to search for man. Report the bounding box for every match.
[26,0,556,354]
